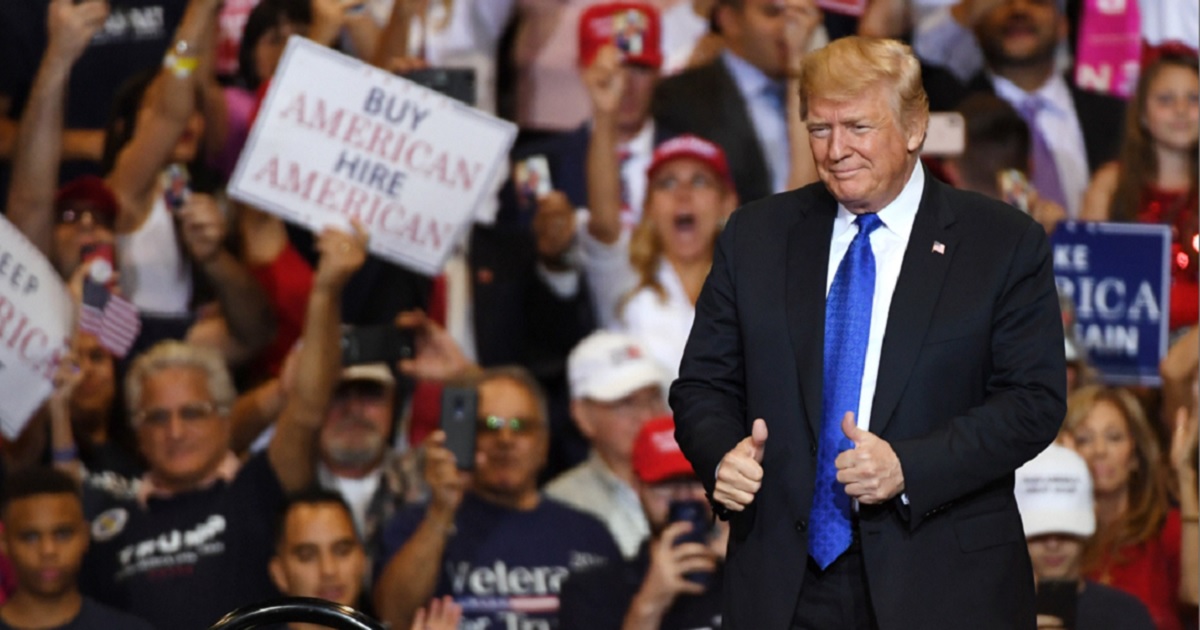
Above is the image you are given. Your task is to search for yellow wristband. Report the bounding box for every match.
[163,52,198,79]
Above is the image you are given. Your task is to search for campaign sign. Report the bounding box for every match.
[0,217,73,438]
[1074,0,1142,98]
[1052,221,1171,386]
[229,36,518,275]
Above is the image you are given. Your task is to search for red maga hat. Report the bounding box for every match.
[579,2,663,69]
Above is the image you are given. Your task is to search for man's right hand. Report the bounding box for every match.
[713,418,768,511]
[632,522,717,616]
[423,430,469,519]
[582,45,625,118]
[48,0,110,66]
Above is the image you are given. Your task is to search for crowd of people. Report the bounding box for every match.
[0,0,1195,628]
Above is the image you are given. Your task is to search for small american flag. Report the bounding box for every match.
[932,241,946,255]
[80,279,141,357]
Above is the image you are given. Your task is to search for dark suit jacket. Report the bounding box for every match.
[653,58,774,205]
[927,72,1126,174]
[670,172,1066,629]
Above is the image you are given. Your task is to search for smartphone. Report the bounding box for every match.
[407,67,476,107]
[164,164,191,214]
[80,242,117,290]
[998,168,1034,214]
[668,499,712,587]
[440,386,478,470]
[514,155,553,213]
[1035,580,1078,630]
[340,325,415,366]
[921,112,966,156]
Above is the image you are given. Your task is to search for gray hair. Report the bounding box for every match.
[477,366,550,425]
[125,341,236,425]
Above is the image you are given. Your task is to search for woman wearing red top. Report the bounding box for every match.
[1064,386,1196,630]
[1082,45,1199,332]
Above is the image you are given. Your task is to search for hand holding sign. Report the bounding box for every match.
[230,37,516,276]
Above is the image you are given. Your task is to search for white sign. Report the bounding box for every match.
[229,36,518,275]
[0,217,73,438]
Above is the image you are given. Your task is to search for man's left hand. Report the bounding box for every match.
[835,412,905,504]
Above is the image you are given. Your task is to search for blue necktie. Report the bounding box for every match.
[809,213,882,570]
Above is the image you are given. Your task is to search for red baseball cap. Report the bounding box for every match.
[646,134,734,190]
[579,2,663,69]
[632,416,695,484]
[54,176,119,227]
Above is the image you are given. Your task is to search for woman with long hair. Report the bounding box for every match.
[1063,385,1196,630]
[1081,45,1199,332]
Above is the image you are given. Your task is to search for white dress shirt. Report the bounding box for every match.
[990,73,1090,219]
[825,165,925,433]
[721,50,790,194]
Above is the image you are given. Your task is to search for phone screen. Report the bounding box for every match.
[440,386,478,470]
[668,499,712,587]
[1035,580,1078,630]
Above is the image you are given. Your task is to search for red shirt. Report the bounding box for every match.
[1087,509,1183,630]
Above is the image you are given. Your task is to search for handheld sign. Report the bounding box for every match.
[1052,221,1171,386]
[229,36,518,275]
[0,217,73,438]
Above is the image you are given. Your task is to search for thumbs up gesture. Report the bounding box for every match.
[714,418,769,512]
[835,412,905,504]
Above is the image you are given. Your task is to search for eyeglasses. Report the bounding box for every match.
[476,415,542,434]
[134,401,223,427]
[650,173,719,193]
[57,208,114,230]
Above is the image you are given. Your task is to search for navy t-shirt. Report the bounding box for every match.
[79,454,286,630]
[1077,580,1155,630]
[0,596,155,630]
[558,541,723,630]
[379,493,621,629]
[0,0,187,207]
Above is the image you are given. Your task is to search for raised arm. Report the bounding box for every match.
[584,45,627,246]
[267,223,368,493]
[783,0,820,191]
[374,431,469,630]
[179,193,277,364]
[106,0,221,233]
[6,0,110,257]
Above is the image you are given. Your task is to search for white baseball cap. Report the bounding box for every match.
[340,362,395,387]
[1014,444,1096,538]
[568,331,666,402]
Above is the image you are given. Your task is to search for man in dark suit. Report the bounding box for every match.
[924,0,1124,219]
[652,0,822,206]
[671,36,1066,629]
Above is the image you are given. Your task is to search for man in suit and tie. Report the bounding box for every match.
[652,0,824,205]
[926,0,1124,220]
[671,36,1066,629]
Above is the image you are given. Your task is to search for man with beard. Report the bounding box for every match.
[0,467,153,630]
[945,0,1124,219]
[316,363,423,567]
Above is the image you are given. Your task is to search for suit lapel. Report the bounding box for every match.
[870,177,957,436]
[786,187,837,440]
[707,61,771,202]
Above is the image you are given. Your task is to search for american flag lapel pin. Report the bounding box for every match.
[932,241,946,255]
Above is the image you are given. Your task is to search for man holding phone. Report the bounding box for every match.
[373,367,621,630]
[559,416,726,630]
[1014,445,1154,630]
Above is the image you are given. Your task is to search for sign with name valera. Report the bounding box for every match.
[230,36,517,275]
[1051,221,1171,386]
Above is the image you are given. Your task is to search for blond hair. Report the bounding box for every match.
[799,36,929,137]
[1063,385,1170,570]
